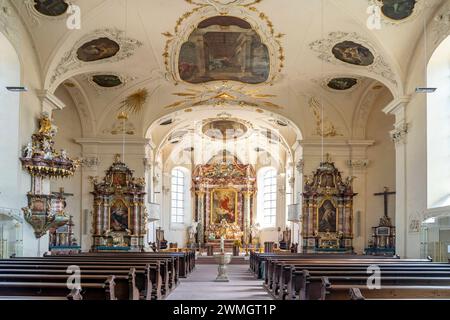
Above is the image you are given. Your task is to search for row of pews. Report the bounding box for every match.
[250,252,450,300]
[0,251,195,300]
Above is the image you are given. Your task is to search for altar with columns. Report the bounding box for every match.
[192,154,256,250]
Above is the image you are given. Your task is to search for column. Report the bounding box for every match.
[383,97,410,258]
[243,191,252,245]
[196,191,205,245]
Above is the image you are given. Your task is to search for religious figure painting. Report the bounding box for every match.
[320,172,335,188]
[327,77,358,91]
[332,41,375,66]
[318,199,337,233]
[34,0,69,17]
[211,189,238,224]
[381,0,416,21]
[109,199,129,232]
[112,172,126,186]
[178,16,270,84]
[77,37,120,62]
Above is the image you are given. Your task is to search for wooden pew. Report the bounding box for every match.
[0,262,160,300]
[0,276,115,300]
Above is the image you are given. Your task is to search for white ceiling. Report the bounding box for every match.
[9,0,449,147]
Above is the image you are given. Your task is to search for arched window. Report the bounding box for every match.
[171,168,186,224]
[258,167,277,227]
[427,35,450,209]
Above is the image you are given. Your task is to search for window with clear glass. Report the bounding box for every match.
[171,168,185,224]
[262,168,277,227]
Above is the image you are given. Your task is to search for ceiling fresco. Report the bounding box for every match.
[33,0,68,16]
[332,41,375,66]
[327,78,359,91]
[178,16,270,84]
[380,0,417,20]
[77,37,121,62]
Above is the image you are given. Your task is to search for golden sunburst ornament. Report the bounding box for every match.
[119,88,149,114]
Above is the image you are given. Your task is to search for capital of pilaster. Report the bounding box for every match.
[37,90,65,114]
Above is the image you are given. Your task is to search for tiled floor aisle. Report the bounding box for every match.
[166,264,273,300]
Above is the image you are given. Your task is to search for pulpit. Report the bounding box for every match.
[302,157,357,253]
[90,155,147,252]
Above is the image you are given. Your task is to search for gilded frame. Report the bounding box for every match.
[108,198,131,232]
[316,197,338,234]
[210,188,238,225]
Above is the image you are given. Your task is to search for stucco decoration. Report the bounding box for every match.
[309,31,398,87]
[50,28,142,87]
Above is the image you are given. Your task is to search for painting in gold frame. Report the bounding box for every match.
[316,198,338,233]
[109,198,131,232]
[210,188,238,225]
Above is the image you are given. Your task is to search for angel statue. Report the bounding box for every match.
[188,221,199,245]
[60,149,68,160]
[23,142,34,159]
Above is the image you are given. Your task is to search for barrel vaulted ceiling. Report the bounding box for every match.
[7,0,450,146]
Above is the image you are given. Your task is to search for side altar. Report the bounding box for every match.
[192,154,256,249]
[302,157,357,253]
[89,155,147,252]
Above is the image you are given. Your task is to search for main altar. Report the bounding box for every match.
[302,156,357,253]
[192,153,256,250]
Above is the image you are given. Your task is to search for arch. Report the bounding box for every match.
[427,35,450,209]
[0,31,21,210]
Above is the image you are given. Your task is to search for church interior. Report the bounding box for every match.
[0,0,449,302]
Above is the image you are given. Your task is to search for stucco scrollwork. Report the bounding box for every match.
[50,28,142,87]
[309,31,398,87]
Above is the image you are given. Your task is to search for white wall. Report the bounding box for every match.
[427,35,450,209]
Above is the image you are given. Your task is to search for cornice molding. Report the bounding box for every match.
[75,137,150,146]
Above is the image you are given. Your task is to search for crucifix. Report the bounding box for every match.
[374,187,396,219]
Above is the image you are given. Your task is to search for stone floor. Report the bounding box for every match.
[166,264,273,300]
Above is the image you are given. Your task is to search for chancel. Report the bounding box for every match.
[0,0,449,302]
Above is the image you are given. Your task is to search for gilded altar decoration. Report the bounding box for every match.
[20,113,80,238]
[90,155,147,251]
[193,153,256,248]
[20,112,80,178]
[302,155,357,253]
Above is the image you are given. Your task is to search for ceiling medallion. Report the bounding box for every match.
[76,37,120,62]
[51,28,142,86]
[33,0,68,17]
[202,119,249,140]
[83,72,135,93]
[368,0,430,25]
[309,31,397,86]
[164,83,281,110]
[332,41,374,66]
[327,77,359,91]
[163,0,284,85]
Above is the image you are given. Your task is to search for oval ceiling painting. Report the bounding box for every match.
[327,78,358,91]
[202,120,248,140]
[77,37,120,62]
[381,0,416,20]
[332,41,374,66]
[92,75,123,88]
[34,0,68,16]
[178,16,270,84]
